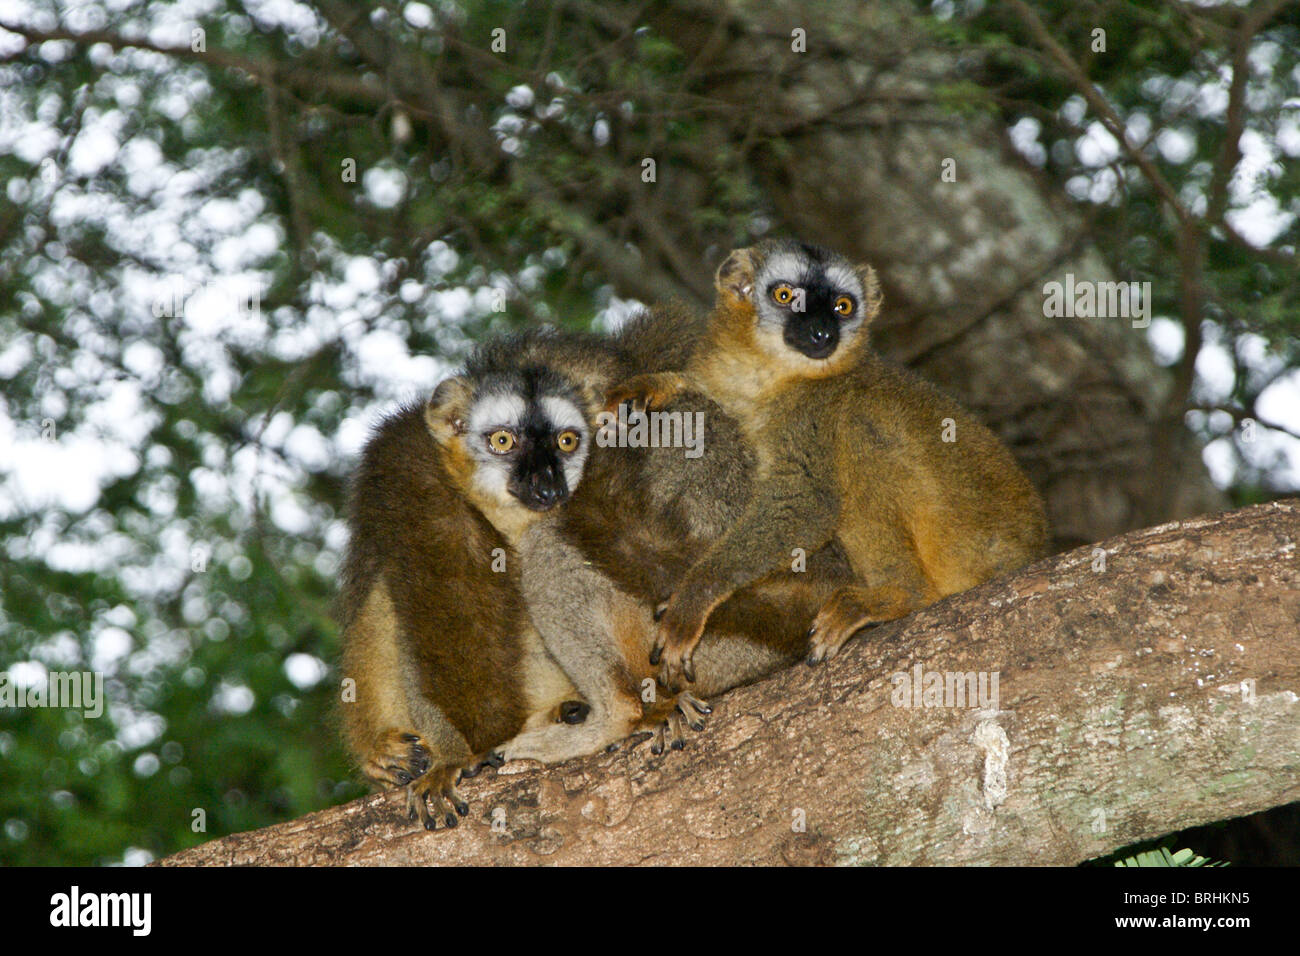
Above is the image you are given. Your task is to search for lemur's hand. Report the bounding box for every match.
[603,372,688,415]
[649,588,718,688]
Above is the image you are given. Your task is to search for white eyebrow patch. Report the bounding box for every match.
[540,396,587,435]
[761,252,808,285]
[468,393,527,433]
[823,264,862,299]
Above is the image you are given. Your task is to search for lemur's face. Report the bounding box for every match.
[463,371,590,511]
[717,240,881,369]
[429,365,592,517]
[754,245,869,360]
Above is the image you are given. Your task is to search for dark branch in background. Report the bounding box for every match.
[1205,0,1293,226]
[265,77,313,276]
[1007,0,1194,227]
[0,19,385,103]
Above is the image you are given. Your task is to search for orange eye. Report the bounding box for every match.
[487,430,516,454]
[556,430,580,454]
[772,284,794,305]
[834,296,854,316]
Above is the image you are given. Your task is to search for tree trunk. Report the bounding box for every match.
[159,500,1299,866]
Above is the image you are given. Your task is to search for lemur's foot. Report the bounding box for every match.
[643,691,711,754]
[363,729,431,788]
[406,764,470,831]
[806,584,915,665]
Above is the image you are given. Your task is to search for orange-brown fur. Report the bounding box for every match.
[612,243,1049,683]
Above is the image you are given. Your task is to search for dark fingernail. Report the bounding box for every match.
[455,800,469,816]
[396,771,411,784]
[402,733,420,742]
[649,646,662,665]
[671,739,684,751]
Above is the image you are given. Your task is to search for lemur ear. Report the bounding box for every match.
[856,262,884,321]
[714,247,758,302]
[425,375,472,445]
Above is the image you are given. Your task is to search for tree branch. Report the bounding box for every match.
[0,18,384,104]
[1006,0,1194,228]
[159,501,1300,866]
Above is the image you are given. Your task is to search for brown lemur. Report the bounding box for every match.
[499,303,860,764]
[337,312,749,828]
[338,327,630,830]
[606,239,1050,687]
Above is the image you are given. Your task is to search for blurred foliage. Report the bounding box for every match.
[928,0,1300,505]
[0,0,1296,865]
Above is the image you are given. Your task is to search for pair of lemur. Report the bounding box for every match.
[338,239,1049,829]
